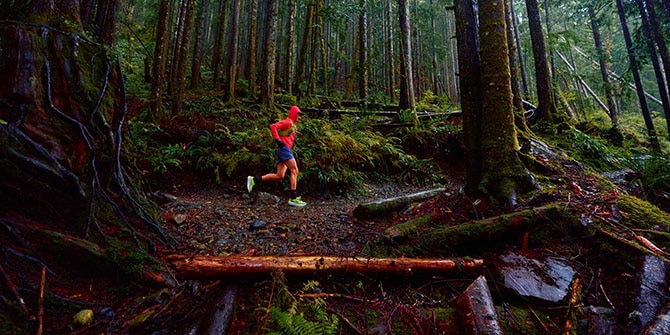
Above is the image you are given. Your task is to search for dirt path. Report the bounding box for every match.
[158,180,446,258]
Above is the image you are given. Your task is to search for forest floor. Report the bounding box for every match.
[57,136,670,335]
[49,101,668,334]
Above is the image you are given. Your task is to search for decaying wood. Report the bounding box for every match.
[382,204,560,246]
[204,284,239,335]
[167,255,483,280]
[596,228,668,258]
[38,267,46,335]
[353,188,446,219]
[640,301,670,335]
[0,263,28,316]
[456,276,504,335]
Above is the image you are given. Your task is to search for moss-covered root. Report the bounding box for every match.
[364,203,572,258]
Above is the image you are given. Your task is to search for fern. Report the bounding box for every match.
[267,307,338,335]
[263,276,339,335]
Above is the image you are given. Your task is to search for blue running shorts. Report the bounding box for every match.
[276,146,294,164]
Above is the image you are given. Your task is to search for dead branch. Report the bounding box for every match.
[0,263,28,316]
[167,255,483,280]
[38,267,46,335]
[353,188,446,219]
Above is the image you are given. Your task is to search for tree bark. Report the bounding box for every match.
[150,0,171,116]
[453,0,483,197]
[616,0,660,149]
[190,0,208,89]
[167,255,484,279]
[358,0,368,102]
[386,0,396,102]
[525,0,558,124]
[94,0,118,45]
[505,0,524,113]
[641,0,670,135]
[260,0,278,109]
[588,5,619,127]
[285,0,296,95]
[246,0,259,98]
[225,0,240,101]
[480,0,535,206]
[170,0,196,116]
[212,0,228,88]
[293,1,314,95]
[398,0,416,113]
[509,1,530,99]
[457,276,504,335]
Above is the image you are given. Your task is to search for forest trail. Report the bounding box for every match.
[157,178,447,258]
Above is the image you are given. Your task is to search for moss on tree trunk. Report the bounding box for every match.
[478,0,532,206]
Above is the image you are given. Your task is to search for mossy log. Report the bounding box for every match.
[166,255,483,280]
[353,188,446,219]
[366,203,570,257]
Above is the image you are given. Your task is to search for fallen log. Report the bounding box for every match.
[456,276,504,335]
[204,284,239,335]
[353,188,446,219]
[166,255,483,280]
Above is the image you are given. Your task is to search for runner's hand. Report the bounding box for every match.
[275,139,285,147]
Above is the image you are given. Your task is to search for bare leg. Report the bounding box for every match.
[283,158,299,190]
[262,162,287,182]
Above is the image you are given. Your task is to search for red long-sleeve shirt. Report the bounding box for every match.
[269,106,300,149]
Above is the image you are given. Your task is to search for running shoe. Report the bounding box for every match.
[246,176,255,192]
[288,197,307,207]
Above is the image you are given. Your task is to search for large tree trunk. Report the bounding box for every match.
[293,1,314,96]
[386,0,396,102]
[525,0,558,124]
[225,0,240,101]
[358,0,368,102]
[509,1,530,99]
[212,0,228,88]
[170,0,196,116]
[453,0,483,197]
[0,19,170,326]
[150,0,171,116]
[260,0,278,109]
[505,0,525,116]
[646,0,670,132]
[285,0,296,95]
[589,5,619,128]
[398,0,416,114]
[190,0,208,90]
[94,0,118,45]
[246,0,259,98]
[479,0,533,207]
[616,0,660,149]
[637,0,670,136]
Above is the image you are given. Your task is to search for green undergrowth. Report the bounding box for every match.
[127,96,450,193]
[256,272,339,335]
[545,124,670,203]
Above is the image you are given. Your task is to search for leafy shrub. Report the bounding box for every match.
[621,154,670,196]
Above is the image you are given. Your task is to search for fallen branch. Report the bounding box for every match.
[353,188,446,219]
[38,267,46,335]
[166,255,483,280]
[0,263,28,316]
